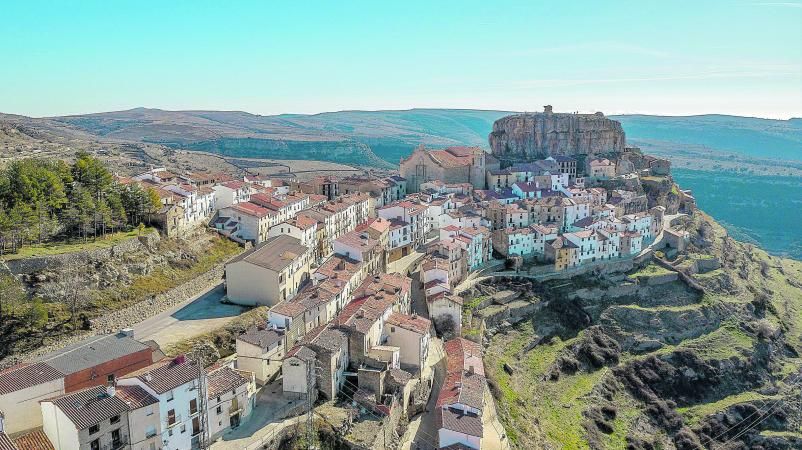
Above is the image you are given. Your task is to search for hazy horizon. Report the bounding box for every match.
[11,105,801,122]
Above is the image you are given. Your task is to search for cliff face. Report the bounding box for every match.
[489,109,626,163]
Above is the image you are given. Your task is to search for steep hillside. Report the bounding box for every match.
[480,212,802,449]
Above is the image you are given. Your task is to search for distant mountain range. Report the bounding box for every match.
[2,107,801,258]
[4,107,800,167]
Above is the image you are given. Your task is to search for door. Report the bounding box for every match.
[230,413,240,428]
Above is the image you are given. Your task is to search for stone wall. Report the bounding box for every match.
[4,231,161,275]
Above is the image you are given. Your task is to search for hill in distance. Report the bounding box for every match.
[3,107,801,258]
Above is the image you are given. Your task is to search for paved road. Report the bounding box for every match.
[133,283,248,348]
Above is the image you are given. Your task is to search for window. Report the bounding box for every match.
[88,424,100,435]
[167,390,174,401]
[217,406,222,414]
[181,424,186,434]
[111,429,121,445]
[110,415,120,424]
[90,439,100,450]
[145,425,157,438]
[190,398,198,415]
[107,373,116,384]
[167,409,176,426]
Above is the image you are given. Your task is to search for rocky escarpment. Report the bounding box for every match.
[170,137,392,169]
[480,212,802,450]
[488,106,626,164]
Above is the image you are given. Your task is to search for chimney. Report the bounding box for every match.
[543,105,553,114]
[119,328,134,338]
[106,383,116,397]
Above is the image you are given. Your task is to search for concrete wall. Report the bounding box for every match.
[41,401,79,450]
[236,340,283,385]
[226,261,281,306]
[128,404,161,450]
[0,378,64,435]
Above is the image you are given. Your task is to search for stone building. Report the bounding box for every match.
[399,145,499,192]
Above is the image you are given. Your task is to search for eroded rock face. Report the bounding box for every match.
[488,109,626,163]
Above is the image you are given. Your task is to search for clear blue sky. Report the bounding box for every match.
[1,0,800,118]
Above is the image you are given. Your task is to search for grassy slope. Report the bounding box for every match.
[1,227,156,261]
[484,213,802,449]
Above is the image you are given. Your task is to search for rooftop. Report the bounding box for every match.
[34,332,150,377]
[120,356,200,394]
[386,313,431,335]
[114,384,158,410]
[206,366,249,399]
[47,386,129,430]
[230,235,308,272]
[237,328,283,350]
[0,362,63,395]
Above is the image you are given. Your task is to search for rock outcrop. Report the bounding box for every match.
[488,106,626,164]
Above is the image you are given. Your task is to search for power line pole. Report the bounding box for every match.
[191,345,213,450]
[305,358,315,450]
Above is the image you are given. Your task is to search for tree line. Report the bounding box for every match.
[0,152,161,254]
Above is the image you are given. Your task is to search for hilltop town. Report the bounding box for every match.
[1,108,799,450]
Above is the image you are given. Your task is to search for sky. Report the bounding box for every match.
[1,0,801,119]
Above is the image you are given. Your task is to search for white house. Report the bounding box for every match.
[0,362,65,435]
[116,384,162,450]
[213,181,251,210]
[427,292,463,335]
[41,385,130,450]
[383,313,431,373]
[205,365,255,441]
[117,356,204,450]
[282,346,316,395]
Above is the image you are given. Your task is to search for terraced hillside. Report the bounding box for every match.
[479,213,802,449]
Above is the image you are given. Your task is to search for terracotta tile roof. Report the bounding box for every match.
[270,300,309,318]
[386,313,431,335]
[48,386,129,430]
[120,357,200,394]
[335,295,393,334]
[206,366,249,399]
[222,180,247,189]
[11,429,52,450]
[444,338,484,377]
[335,230,378,252]
[0,433,17,450]
[428,149,473,169]
[438,407,484,437]
[114,384,158,410]
[0,362,63,395]
[353,273,411,302]
[231,201,272,218]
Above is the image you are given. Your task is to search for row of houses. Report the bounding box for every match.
[0,332,255,450]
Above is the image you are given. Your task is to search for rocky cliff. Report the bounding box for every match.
[489,107,626,164]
